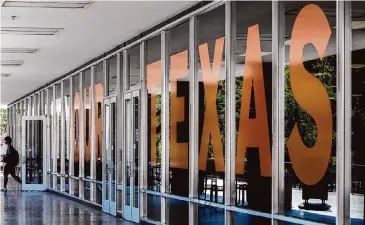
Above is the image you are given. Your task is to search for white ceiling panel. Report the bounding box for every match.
[1,0,198,105]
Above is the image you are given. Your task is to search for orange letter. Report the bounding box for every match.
[198,37,225,172]
[287,4,332,185]
[147,61,161,166]
[236,25,271,177]
[170,51,189,169]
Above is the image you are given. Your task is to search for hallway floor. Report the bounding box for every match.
[0,175,133,225]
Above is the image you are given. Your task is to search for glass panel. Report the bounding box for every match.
[133,95,139,208]
[130,45,141,88]
[108,56,117,96]
[197,5,225,204]
[147,194,161,222]
[198,204,224,225]
[146,35,162,192]
[25,120,43,184]
[105,103,110,201]
[234,1,272,213]
[351,2,365,223]
[95,63,104,182]
[283,2,337,224]
[84,69,91,179]
[125,99,131,206]
[84,181,90,200]
[111,102,116,202]
[72,75,80,178]
[73,178,79,197]
[234,211,271,225]
[56,84,61,176]
[168,21,190,197]
[96,181,102,204]
[64,79,70,193]
[168,198,188,225]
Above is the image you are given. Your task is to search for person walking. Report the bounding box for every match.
[1,136,21,192]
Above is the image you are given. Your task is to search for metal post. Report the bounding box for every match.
[272,0,285,215]
[336,1,352,224]
[52,86,57,190]
[224,2,236,225]
[122,49,129,215]
[79,72,85,199]
[139,41,147,218]
[69,77,74,195]
[46,89,51,188]
[116,52,123,212]
[161,30,170,225]
[61,81,66,192]
[189,15,199,225]
[90,65,96,202]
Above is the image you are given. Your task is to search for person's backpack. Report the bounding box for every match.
[12,148,19,165]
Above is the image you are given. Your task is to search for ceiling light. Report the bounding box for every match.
[352,21,365,30]
[2,1,92,9]
[238,52,272,57]
[0,48,38,53]
[1,60,23,67]
[1,27,63,35]
[1,73,11,77]
[352,64,365,69]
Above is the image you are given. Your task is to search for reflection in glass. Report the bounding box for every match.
[284,2,337,224]
[351,2,365,223]
[25,120,43,184]
[234,1,272,214]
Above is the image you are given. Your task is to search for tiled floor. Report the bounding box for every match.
[0,175,134,225]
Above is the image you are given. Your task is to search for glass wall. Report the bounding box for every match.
[83,69,91,200]
[72,75,80,197]
[6,2,364,225]
[283,2,337,224]
[146,35,161,222]
[95,62,104,204]
[168,21,190,199]
[64,79,71,193]
[130,45,141,88]
[351,1,365,223]
[197,5,225,204]
[234,1,272,216]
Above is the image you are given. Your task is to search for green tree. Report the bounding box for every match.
[0,108,7,137]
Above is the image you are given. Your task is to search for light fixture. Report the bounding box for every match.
[1,73,11,77]
[2,1,93,9]
[1,60,23,67]
[1,27,63,35]
[0,48,38,53]
[238,52,271,57]
[352,21,365,30]
[352,64,365,69]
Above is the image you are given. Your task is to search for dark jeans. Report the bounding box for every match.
[4,164,22,188]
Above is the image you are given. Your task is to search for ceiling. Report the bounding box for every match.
[0,0,198,106]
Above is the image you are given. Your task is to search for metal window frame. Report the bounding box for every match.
[272,0,285,216]
[116,52,124,212]
[90,65,96,202]
[160,29,170,225]
[69,77,75,195]
[79,72,85,199]
[336,1,352,224]
[139,41,147,218]
[61,81,66,192]
[188,15,199,225]
[52,85,57,190]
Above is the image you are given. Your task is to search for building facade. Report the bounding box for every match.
[6,1,365,224]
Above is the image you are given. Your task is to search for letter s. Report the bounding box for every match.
[287,4,332,185]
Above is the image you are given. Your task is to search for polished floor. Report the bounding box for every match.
[0,175,133,225]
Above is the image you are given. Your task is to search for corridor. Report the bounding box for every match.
[0,175,133,225]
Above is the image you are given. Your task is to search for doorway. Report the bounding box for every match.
[123,90,140,223]
[102,96,117,215]
[21,116,47,191]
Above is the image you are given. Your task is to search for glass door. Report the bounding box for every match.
[102,97,117,215]
[123,90,140,223]
[21,116,47,191]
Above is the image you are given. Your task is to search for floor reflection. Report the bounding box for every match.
[0,175,132,225]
